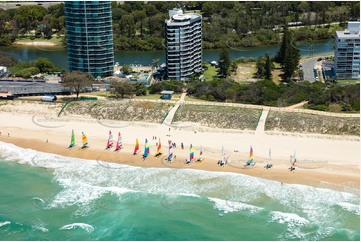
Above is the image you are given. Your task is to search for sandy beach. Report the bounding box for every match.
[0,102,359,191]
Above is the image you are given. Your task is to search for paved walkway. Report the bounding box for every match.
[255,108,270,135]
[162,93,186,126]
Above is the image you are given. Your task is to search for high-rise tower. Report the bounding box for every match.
[334,22,360,80]
[165,9,202,81]
[64,1,114,78]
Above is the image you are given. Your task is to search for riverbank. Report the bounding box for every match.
[13,41,58,46]
[0,109,359,191]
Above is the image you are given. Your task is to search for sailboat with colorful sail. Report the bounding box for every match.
[155,138,162,157]
[186,144,195,164]
[142,139,150,159]
[197,146,204,162]
[218,145,226,166]
[264,148,272,169]
[81,132,88,149]
[68,129,75,148]
[106,131,113,149]
[115,132,123,151]
[166,143,173,162]
[245,145,256,167]
[133,138,139,155]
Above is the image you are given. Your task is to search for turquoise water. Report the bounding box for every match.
[0,141,359,241]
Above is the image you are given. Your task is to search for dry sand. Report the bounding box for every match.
[0,109,359,190]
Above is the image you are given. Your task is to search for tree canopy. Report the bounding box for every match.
[62,70,94,98]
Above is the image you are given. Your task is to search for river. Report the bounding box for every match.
[0,39,334,69]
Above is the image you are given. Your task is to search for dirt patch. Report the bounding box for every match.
[231,63,258,82]
[173,104,261,130]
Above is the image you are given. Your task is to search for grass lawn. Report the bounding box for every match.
[271,69,283,84]
[203,63,218,81]
[336,79,360,84]
[86,91,115,98]
[184,96,209,102]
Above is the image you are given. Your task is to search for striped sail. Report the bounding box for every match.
[197,146,203,161]
[133,138,139,154]
[189,144,194,161]
[69,129,75,148]
[81,132,88,148]
[115,132,122,150]
[106,131,113,148]
[249,146,253,162]
[143,139,150,157]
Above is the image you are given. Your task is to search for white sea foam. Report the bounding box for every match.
[208,197,262,214]
[270,211,310,226]
[32,225,49,233]
[59,223,94,233]
[1,141,359,228]
[0,221,11,227]
[337,202,360,215]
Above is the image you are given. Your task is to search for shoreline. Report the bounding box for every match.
[0,106,359,192]
[0,133,359,192]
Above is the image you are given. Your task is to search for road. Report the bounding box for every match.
[301,58,318,82]
[0,2,62,10]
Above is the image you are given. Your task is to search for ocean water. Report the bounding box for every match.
[0,141,359,241]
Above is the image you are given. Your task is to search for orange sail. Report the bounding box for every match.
[133,138,139,155]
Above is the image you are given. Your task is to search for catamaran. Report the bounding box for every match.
[245,146,256,167]
[185,144,195,164]
[115,132,123,151]
[166,143,173,162]
[289,150,297,172]
[81,132,88,149]
[155,138,162,157]
[68,129,75,148]
[133,138,139,155]
[142,139,150,159]
[106,130,113,149]
[264,148,272,169]
[197,146,204,162]
[218,145,226,166]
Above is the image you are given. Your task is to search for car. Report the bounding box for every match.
[38,3,43,5]
[317,57,323,61]
[15,4,21,6]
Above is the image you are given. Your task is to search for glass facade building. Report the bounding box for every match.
[64,1,114,78]
[334,22,360,80]
[165,9,202,81]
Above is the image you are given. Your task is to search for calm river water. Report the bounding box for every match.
[0,39,334,69]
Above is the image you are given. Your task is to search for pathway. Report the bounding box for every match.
[162,93,186,126]
[255,108,270,135]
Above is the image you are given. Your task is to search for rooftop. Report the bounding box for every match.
[160,90,174,95]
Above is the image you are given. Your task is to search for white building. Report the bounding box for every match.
[165,9,202,81]
[0,66,7,75]
[334,22,360,80]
